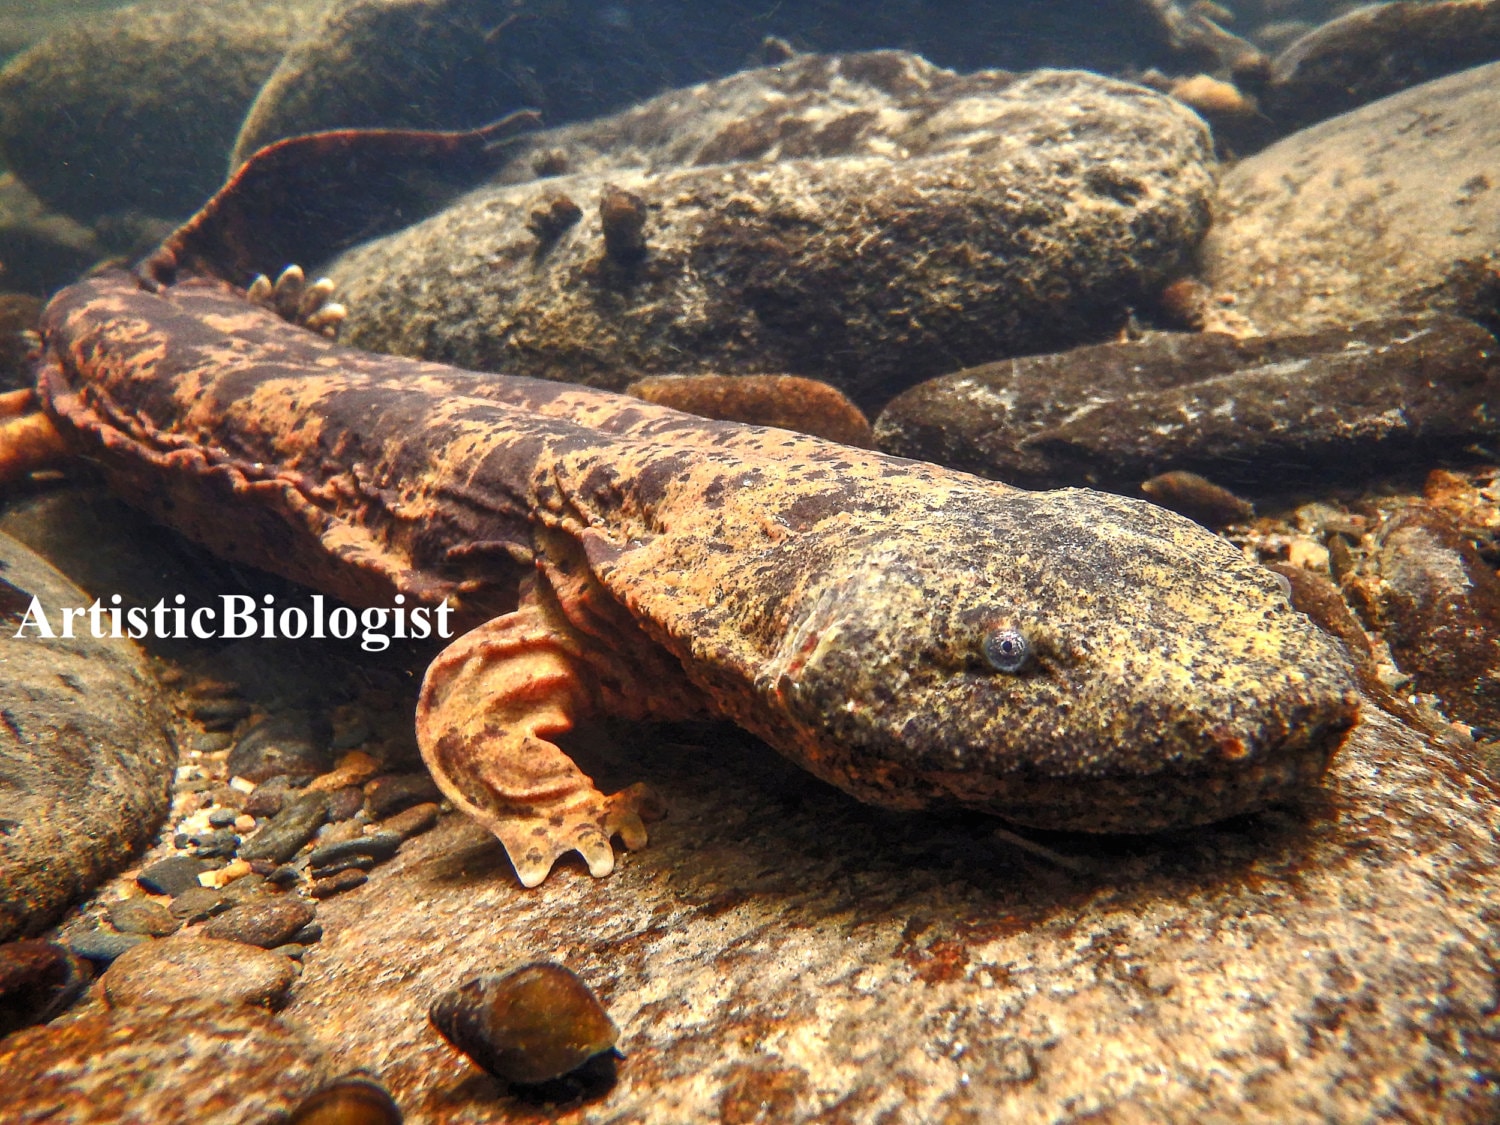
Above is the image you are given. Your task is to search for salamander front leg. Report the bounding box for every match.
[415,592,659,887]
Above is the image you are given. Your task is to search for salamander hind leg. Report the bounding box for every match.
[415,586,660,888]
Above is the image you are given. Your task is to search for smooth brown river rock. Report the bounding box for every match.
[263,703,1500,1123]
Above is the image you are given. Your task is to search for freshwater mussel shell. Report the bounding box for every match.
[286,1073,402,1123]
[428,962,619,1086]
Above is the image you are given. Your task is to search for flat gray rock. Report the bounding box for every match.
[0,531,174,942]
[330,52,1215,408]
[1201,60,1500,335]
[280,704,1500,1122]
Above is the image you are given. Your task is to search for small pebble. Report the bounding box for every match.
[267,864,301,888]
[274,943,307,962]
[188,828,240,859]
[202,784,244,809]
[228,711,334,783]
[169,886,231,923]
[202,896,316,949]
[221,872,269,904]
[198,858,253,889]
[307,831,402,868]
[316,819,368,848]
[243,785,287,819]
[137,856,215,896]
[289,921,323,945]
[380,802,439,841]
[310,854,377,881]
[310,870,368,899]
[190,698,252,729]
[190,731,234,753]
[240,791,329,863]
[324,785,365,822]
[106,897,180,937]
[207,808,239,829]
[365,773,442,820]
[65,929,149,966]
[234,814,258,833]
[307,750,383,793]
[102,936,296,1010]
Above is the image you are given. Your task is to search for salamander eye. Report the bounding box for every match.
[982,628,1032,674]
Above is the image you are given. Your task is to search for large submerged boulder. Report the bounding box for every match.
[329,52,1216,407]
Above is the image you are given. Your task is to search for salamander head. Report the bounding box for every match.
[762,487,1359,832]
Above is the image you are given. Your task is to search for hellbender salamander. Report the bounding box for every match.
[27,268,1358,885]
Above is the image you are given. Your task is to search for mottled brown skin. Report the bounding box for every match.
[34,272,1360,885]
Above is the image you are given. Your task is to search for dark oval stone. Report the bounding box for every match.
[0,939,92,1035]
[364,774,442,820]
[64,929,148,966]
[287,1073,402,1124]
[310,870,368,899]
[168,886,231,924]
[306,831,401,869]
[310,855,376,881]
[428,963,619,1086]
[228,711,334,784]
[240,791,329,863]
[202,895,315,949]
[136,855,215,897]
[379,803,439,841]
[324,786,366,822]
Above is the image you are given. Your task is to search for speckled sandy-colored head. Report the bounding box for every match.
[746,484,1359,832]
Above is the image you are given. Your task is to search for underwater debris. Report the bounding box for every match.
[599,186,649,263]
[526,194,583,245]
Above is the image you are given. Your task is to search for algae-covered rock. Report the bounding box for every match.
[330,52,1215,407]
[231,0,1254,169]
[873,313,1500,491]
[1201,60,1500,335]
[1266,0,1500,131]
[0,0,320,224]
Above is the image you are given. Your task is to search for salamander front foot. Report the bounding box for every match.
[414,595,662,887]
